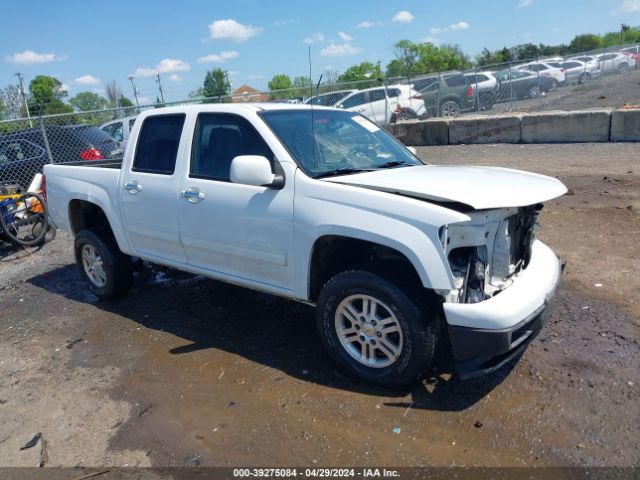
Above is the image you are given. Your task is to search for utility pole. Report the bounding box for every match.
[15,72,32,127]
[155,74,165,104]
[128,75,139,107]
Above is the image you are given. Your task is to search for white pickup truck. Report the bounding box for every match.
[44,104,565,386]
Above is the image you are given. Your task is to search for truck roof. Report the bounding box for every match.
[140,103,337,116]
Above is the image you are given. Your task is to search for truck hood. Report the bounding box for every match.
[324,165,567,210]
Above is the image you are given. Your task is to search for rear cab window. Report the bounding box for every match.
[133,114,185,174]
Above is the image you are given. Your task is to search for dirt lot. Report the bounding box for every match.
[479,68,640,115]
[0,143,638,470]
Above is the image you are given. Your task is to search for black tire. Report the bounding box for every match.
[397,109,417,121]
[31,221,56,245]
[74,229,132,300]
[548,79,559,91]
[439,100,460,117]
[618,63,630,74]
[578,72,591,84]
[528,85,542,98]
[316,270,438,387]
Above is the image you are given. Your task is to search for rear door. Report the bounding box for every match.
[119,113,188,263]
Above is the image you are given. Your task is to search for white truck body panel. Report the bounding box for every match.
[44,104,565,367]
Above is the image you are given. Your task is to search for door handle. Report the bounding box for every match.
[125,181,142,194]
[182,187,205,203]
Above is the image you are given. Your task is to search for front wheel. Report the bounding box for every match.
[74,229,132,300]
[316,270,438,386]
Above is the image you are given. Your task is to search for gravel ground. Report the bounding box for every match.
[0,143,638,471]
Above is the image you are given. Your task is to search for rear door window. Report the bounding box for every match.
[133,114,185,174]
[444,74,468,87]
[341,92,367,109]
[368,89,386,102]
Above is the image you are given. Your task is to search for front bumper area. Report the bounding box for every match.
[443,241,562,379]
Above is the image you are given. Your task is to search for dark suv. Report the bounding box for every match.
[0,125,121,189]
[412,72,475,117]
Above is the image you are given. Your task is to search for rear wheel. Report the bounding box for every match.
[316,270,438,386]
[578,72,591,84]
[618,63,630,74]
[528,85,542,98]
[439,100,460,117]
[74,229,132,299]
[397,109,417,121]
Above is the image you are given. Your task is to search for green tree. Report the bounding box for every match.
[268,74,293,98]
[386,40,471,77]
[569,34,602,53]
[69,91,109,112]
[27,75,72,116]
[338,62,382,84]
[203,69,230,101]
[119,95,134,107]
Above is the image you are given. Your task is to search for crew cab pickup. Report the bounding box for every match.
[44,104,566,386]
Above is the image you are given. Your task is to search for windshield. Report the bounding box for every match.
[260,109,423,178]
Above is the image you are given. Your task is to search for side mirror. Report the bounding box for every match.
[230,155,283,188]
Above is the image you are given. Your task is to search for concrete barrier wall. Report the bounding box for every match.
[388,108,640,145]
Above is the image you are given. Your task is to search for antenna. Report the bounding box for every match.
[309,46,318,173]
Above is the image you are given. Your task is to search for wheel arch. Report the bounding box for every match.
[307,233,452,304]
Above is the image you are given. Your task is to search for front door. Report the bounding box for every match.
[177,113,294,292]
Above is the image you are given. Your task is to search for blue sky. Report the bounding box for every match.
[1,0,639,103]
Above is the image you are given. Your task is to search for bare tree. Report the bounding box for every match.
[105,80,122,108]
[0,84,25,120]
[322,69,340,86]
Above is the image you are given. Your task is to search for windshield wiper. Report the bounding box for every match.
[314,167,375,179]
[375,160,412,169]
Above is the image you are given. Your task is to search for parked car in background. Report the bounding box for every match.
[0,125,121,190]
[101,116,137,147]
[305,90,356,107]
[464,72,499,110]
[494,69,554,101]
[598,52,634,74]
[413,72,475,117]
[337,85,426,124]
[515,62,566,89]
[547,60,594,84]
[620,45,640,67]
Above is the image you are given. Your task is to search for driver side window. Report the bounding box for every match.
[190,113,274,182]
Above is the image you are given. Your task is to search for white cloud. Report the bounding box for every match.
[197,50,239,63]
[208,19,262,42]
[320,43,362,57]
[137,96,151,105]
[338,32,353,42]
[248,74,264,80]
[274,19,299,27]
[304,32,325,44]
[5,50,63,64]
[60,84,69,94]
[168,74,181,82]
[392,11,414,23]
[450,21,470,31]
[421,36,440,44]
[612,0,640,13]
[74,74,100,85]
[430,26,448,35]
[132,58,190,77]
[518,0,534,6]
[356,20,383,29]
[430,21,470,35]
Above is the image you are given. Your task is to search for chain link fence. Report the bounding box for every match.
[1,42,639,191]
